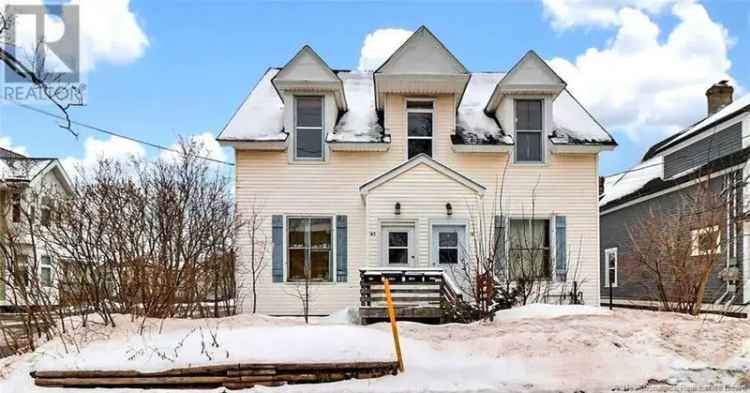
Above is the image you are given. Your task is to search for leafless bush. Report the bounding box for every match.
[626,178,727,315]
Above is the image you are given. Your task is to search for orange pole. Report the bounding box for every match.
[383,278,404,372]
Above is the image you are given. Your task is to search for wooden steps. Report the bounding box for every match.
[30,361,400,389]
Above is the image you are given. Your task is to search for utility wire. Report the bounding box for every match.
[7,101,235,166]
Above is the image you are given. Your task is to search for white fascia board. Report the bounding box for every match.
[550,144,616,154]
[329,142,390,152]
[218,139,289,151]
[451,144,512,153]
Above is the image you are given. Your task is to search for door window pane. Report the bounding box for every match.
[389,232,408,247]
[439,249,458,264]
[296,129,323,159]
[387,231,409,264]
[388,249,408,264]
[287,217,332,281]
[437,231,460,264]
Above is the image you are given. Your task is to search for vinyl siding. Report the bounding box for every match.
[663,123,742,179]
[235,93,601,315]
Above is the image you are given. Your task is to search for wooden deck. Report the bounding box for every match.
[359,268,461,324]
[31,361,400,389]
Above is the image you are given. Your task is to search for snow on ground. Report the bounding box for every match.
[2,305,750,392]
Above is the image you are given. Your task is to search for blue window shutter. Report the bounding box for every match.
[495,215,506,276]
[271,215,283,282]
[336,215,348,282]
[555,216,567,281]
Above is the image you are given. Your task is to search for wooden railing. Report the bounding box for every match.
[359,268,461,323]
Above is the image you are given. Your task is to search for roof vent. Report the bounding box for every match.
[706,80,733,115]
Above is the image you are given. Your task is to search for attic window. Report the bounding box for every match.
[407,99,434,159]
[514,99,543,162]
[294,96,324,160]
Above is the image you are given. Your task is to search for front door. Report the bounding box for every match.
[432,225,468,291]
[382,225,416,266]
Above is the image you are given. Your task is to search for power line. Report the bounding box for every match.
[6,101,235,166]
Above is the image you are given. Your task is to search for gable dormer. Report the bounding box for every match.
[484,51,565,113]
[272,46,347,111]
[374,26,469,110]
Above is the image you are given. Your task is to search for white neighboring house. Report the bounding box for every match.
[0,147,73,310]
[218,26,616,318]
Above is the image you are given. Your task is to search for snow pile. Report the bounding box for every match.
[456,73,512,144]
[329,72,385,143]
[217,68,287,141]
[552,89,613,144]
[600,155,664,207]
[492,303,610,321]
[4,307,750,392]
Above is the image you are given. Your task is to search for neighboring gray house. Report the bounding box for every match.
[599,81,750,309]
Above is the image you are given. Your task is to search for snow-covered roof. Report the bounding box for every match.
[456,73,512,144]
[599,156,663,208]
[217,68,287,142]
[645,93,750,159]
[328,72,386,143]
[551,89,613,144]
[0,157,54,182]
[219,70,614,146]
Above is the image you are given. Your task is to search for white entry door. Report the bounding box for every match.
[432,225,468,291]
[382,225,416,266]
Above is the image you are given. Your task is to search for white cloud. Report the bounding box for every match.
[357,28,412,71]
[542,0,676,30]
[547,1,738,139]
[0,136,28,156]
[1,0,149,73]
[62,135,145,176]
[159,133,229,165]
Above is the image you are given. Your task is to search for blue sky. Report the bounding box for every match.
[0,0,748,176]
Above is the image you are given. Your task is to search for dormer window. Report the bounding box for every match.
[407,99,434,159]
[294,96,324,160]
[514,99,543,162]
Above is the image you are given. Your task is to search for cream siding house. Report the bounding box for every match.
[0,148,73,309]
[218,26,616,316]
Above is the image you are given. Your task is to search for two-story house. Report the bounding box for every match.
[0,148,73,311]
[218,26,616,316]
[600,81,750,310]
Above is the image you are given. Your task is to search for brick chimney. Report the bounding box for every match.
[706,80,733,115]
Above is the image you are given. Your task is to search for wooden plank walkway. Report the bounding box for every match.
[31,361,400,389]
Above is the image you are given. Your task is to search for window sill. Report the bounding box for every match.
[281,281,340,286]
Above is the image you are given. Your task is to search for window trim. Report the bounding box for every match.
[691,225,721,256]
[285,215,335,283]
[405,98,436,161]
[513,98,546,164]
[604,247,618,288]
[293,95,325,162]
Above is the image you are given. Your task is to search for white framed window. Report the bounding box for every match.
[514,99,544,163]
[40,256,52,287]
[287,217,333,281]
[604,247,618,287]
[508,218,551,279]
[406,99,434,159]
[691,225,721,256]
[40,197,53,227]
[294,96,324,161]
